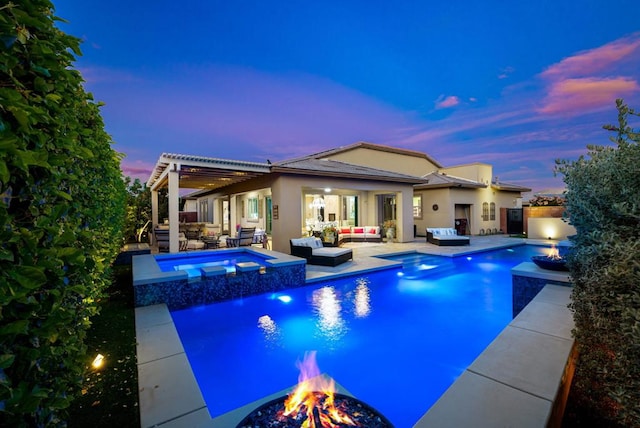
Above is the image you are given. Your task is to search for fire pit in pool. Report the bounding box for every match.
[531,255,568,271]
[237,351,393,428]
[236,392,393,428]
[531,244,568,271]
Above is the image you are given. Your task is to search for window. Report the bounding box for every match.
[247,197,259,222]
[413,195,422,219]
[199,200,209,223]
[490,202,496,221]
[482,202,489,221]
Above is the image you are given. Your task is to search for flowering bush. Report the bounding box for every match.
[383,220,396,229]
[322,225,337,235]
[529,195,565,206]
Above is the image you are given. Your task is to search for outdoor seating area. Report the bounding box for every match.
[153,225,271,252]
[337,225,382,243]
[426,227,471,246]
[290,237,353,266]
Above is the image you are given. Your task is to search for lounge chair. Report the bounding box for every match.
[426,228,470,246]
[290,237,352,266]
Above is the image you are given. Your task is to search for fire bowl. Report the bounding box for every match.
[236,392,394,428]
[531,255,568,271]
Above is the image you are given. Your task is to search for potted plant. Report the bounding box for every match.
[383,220,396,241]
[322,225,337,244]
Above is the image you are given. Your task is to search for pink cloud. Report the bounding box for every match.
[120,160,155,182]
[535,33,640,116]
[435,95,460,109]
[538,77,640,115]
[540,32,640,79]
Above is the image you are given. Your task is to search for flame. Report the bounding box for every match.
[547,244,562,260]
[283,351,358,427]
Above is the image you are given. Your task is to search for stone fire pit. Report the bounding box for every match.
[236,392,393,428]
[531,255,568,271]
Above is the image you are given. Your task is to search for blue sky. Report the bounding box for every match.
[54,1,640,191]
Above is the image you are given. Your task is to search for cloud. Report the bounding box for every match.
[498,66,515,79]
[538,77,640,115]
[120,160,155,182]
[95,65,417,163]
[434,95,460,109]
[537,32,640,115]
[540,32,640,79]
[78,66,139,84]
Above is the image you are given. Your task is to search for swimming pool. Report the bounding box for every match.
[155,250,275,277]
[171,244,550,427]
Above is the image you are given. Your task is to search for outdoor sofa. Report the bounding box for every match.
[426,227,470,246]
[290,237,353,266]
[337,226,381,243]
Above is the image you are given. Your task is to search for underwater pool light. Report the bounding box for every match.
[277,295,292,303]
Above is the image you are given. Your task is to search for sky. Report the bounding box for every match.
[54,0,640,192]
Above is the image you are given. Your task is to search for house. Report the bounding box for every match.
[146,142,530,252]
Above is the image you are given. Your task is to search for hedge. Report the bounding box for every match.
[0,1,126,426]
[557,99,640,426]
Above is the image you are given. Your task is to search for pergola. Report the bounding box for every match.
[146,153,271,252]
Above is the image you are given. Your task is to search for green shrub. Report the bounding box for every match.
[0,1,126,426]
[557,99,640,426]
[123,177,151,243]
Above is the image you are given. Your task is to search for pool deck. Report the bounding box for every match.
[135,235,574,427]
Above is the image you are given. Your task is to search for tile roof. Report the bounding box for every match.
[272,158,427,183]
[414,171,487,189]
[277,141,443,167]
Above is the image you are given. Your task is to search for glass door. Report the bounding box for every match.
[265,196,272,234]
[341,196,358,226]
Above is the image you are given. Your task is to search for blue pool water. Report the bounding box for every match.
[155,250,274,277]
[171,245,549,427]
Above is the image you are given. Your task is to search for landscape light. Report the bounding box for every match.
[92,354,105,369]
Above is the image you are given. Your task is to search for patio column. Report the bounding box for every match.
[150,189,159,246]
[168,163,180,253]
[151,189,159,228]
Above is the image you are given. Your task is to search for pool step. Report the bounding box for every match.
[390,254,458,279]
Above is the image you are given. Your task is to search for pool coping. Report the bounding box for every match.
[135,239,575,427]
[413,284,575,427]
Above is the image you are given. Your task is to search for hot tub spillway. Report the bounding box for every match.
[236,392,394,428]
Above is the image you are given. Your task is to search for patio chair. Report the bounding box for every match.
[227,227,256,247]
[177,232,189,251]
[154,227,170,252]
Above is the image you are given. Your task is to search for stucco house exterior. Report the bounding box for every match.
[147,142,530,253]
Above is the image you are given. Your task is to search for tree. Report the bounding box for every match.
[0,1,126,425]
[123,177,151,243]
[556,99,640,426]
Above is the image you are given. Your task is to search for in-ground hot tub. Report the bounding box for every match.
[132,247,306,310]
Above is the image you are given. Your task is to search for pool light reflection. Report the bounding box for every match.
[354,278,371,318]
[312,286,346,340]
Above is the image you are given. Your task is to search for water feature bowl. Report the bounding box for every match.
[531,255,568,271]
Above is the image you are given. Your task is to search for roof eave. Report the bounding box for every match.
[271,166,426,184]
